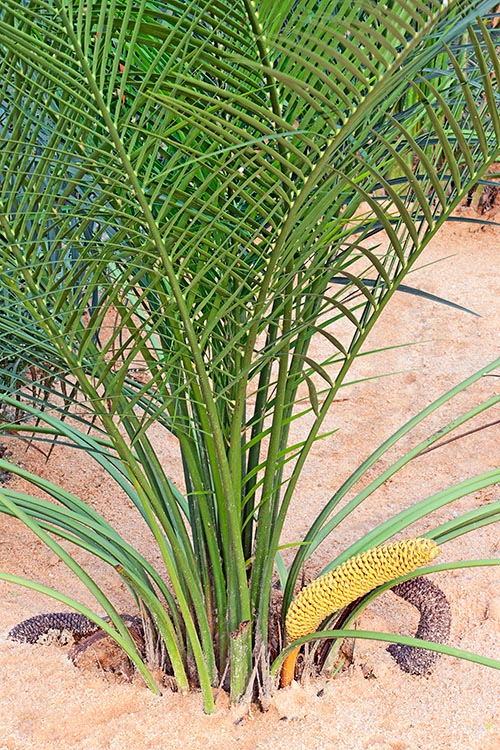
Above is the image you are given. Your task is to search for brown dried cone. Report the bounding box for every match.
[387,576,451,675]
[8,612,146,681]
[280,537,440,688]
[8,612,102,644]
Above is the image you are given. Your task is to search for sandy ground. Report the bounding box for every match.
[0,207,499,750]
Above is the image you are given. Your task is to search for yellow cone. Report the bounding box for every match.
[280,537,440,687]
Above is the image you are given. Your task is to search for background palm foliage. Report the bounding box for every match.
[1,0,500,712]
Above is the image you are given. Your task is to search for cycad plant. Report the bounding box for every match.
[1,0,500,713]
